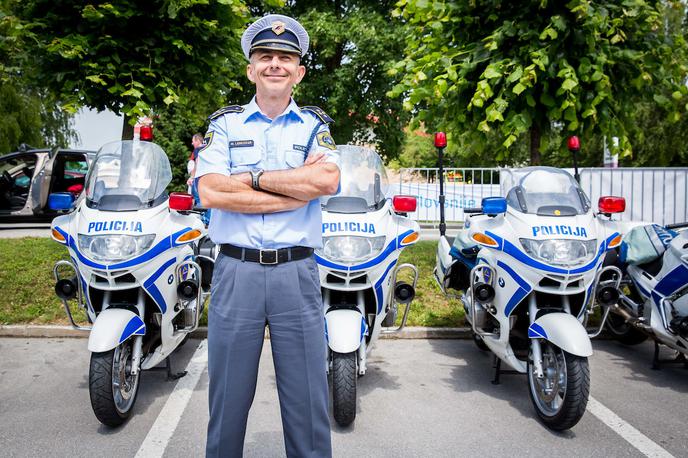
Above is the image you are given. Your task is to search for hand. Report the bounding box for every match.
[186,178,193,186]
[304,152,326,165]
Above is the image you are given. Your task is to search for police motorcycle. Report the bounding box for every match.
[315,144,420,426]
[48,133,214,427]
[595,221,688,369]
[433,134,624,430]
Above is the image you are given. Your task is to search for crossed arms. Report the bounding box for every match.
[198,152,340,214]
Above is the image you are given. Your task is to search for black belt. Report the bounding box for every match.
[220,244,314,265]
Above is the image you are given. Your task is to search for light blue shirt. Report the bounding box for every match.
[195,97,340,249]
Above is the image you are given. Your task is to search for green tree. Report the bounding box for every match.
[0,1,76,153]
[391,0,688,165]
[263,0,411,160]
[12,0,251,139]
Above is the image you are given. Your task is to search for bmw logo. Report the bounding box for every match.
[498,277,505,288]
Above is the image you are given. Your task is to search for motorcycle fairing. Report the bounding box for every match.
[496,260,533,317]
[374,259,397,314]
[142,257,177,314]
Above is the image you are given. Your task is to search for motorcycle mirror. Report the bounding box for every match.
[393,195,417,213]
[48,192,75,211]
[598,196,625,214]
[169,192,194,211]
[481,197,507,216]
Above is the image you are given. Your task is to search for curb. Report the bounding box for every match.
[0,325,471,339]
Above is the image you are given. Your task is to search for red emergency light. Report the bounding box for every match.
[140,125,154,141]
[434,132,447,148]
[169,192,194,211]
[567,135,580,152]
[598,196,626,214]
[393,195,417,213]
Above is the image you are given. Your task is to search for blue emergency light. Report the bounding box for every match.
[48,192,75,211]
[481,197,507,215]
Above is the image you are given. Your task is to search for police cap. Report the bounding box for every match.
[241,14,309,60]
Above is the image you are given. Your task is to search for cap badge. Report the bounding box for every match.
[272,21,286,35]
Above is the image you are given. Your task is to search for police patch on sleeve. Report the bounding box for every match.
[316,131,336,150]
[199,131,214,154]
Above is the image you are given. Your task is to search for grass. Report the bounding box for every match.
[0,238,463,327]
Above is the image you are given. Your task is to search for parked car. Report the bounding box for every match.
[0,146,94,222]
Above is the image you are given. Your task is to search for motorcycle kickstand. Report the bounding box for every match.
[165,357,187,381]
[492,355,525,385]
[652,342,688,370]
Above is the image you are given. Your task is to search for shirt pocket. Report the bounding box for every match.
[230,148,262,174]
[284,149,306,169]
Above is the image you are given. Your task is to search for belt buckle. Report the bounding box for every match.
[259,249,278,265]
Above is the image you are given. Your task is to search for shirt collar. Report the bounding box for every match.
[244,96,304,124]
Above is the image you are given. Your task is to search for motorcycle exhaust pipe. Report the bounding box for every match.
[473,282,495,303]
[55,277,78,300]
[394,281,415,304]
[177,280,199,301]
[596,285,620,306]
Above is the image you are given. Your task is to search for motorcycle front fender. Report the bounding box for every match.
[528,312,593,357]
[87,308,146,353]
[325,309,364,354]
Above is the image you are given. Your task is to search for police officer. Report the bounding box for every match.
[196,14,340,458]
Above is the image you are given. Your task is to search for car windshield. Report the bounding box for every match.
[84,140,172,211]
[500,167,590,216]
[320,145,390,213]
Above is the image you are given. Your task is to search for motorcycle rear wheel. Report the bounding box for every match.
[331,351,357,427]
[89,339,141,427]
[527,342,589,431]
[606,312,648,345]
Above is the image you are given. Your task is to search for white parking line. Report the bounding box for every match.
[587,396,675,458]
[135,339,208,458]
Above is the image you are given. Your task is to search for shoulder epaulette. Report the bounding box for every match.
[300,106,334,124]
[208,105,245,121]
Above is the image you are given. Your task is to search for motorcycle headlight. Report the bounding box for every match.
[78,234,156,262]
[519,238,598,267]
[317,236,386,263]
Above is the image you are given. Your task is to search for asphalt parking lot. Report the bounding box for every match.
[1,337,686,457]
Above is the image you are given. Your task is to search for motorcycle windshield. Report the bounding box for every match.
[500,167,590,216]
[84,140,172,211]
[320,144,389,213]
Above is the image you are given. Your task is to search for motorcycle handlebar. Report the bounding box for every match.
[665,221,688,230]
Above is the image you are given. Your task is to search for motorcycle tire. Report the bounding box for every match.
[381,304,398,327]
[605,312,648,345]
[89,340,141,427]
[331,351,357,427]
[472,331,489,351]
[527,343,589,431]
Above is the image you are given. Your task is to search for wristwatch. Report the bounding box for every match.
[250,168,264,190]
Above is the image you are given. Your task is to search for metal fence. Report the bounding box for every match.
[395,167,688,226]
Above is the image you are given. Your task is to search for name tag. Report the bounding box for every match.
[229,140,254,148]
[293,144,308,152]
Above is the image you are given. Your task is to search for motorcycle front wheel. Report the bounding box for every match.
[331,351,357,426]
[89,339,141,427]
[527,341,589,431]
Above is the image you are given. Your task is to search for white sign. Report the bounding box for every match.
[398,183,500,221]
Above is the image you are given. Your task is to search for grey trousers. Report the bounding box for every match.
[206,254,332,458]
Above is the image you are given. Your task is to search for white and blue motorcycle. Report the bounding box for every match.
[315,145,420,426]
[597,223,688,368]
[49,139,213,426]
[434,136,625,430]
